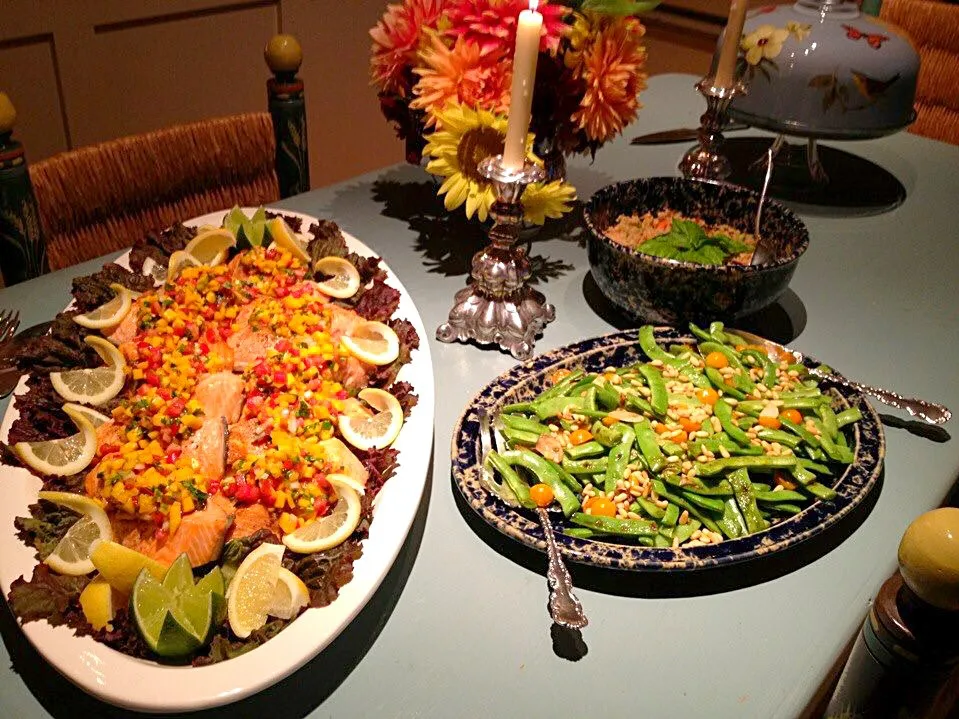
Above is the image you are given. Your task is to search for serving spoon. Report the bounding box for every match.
[731,329,951,425]
[477,408,588,630]
[749,147,776,266]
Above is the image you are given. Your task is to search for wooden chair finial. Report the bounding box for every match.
[265,34,309,198]
[265,35,303,78]
[0,92,16,136]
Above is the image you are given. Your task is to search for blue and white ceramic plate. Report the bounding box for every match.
[451,327,884,571]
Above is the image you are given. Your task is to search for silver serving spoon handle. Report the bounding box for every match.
[537,507,588,629]
[476,408,588,629]
[808,368,951,426]
[730,329,951,426]
[750,147,775,266]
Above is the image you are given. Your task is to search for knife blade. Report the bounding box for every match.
[0,320,54,365]
[630,122,749,145]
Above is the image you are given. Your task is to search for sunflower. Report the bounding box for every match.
[411,32,511,126]
[521,180,576,226]
[424,103,536,221]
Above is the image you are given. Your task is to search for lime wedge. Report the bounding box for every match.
[162,553,195,595]
[195,566,226,623]
[130,562,216,658]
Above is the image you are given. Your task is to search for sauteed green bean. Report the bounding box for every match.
[484,323,863,548]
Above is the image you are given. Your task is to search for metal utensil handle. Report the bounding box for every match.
[755,147,774,240]
[537,508,588,629]
[813,369,952,425]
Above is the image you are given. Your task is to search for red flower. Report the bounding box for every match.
[370,0,448,96]
[444,0,568,57]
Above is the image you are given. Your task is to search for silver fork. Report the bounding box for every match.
[0,309,21,348]
[477,408,588,630]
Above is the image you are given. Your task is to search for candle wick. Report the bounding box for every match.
[529,0,539,11]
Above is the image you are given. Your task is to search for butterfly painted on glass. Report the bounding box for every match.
[842,24,889,49]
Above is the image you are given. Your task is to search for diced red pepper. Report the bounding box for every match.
[145,371,160,386]
[313,499,330,517]
[273,370,287,386]
[165,398,186,417]
[165,446,182,464]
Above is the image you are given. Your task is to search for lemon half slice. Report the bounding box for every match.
[341,320,400,366]
[267,217,310,264]
[185,228,235,265]
[14,405,98,477]
[267,567,310,619]
[50,336,127,406]
[282,478,362,554]
[36,490,113,575]
[167,250,202,282]
[313,256,361,299]
[72,283,134,330]
[337,388,404,451]
[226,542,285,639]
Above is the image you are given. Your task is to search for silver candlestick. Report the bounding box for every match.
[679,77,747,181]
[436,155,555,361]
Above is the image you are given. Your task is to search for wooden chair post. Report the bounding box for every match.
[265,35,310,198]
[0,93,48,284]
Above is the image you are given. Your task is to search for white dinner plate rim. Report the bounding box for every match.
[0,208,435,712]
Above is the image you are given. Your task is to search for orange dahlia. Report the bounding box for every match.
[444,0,569,56]
[569,14,648,144]
[411,32,512,125]
[370,0,448,96]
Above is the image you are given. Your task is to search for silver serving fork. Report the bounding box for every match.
[0,309,21,348]
[477,408,588,630]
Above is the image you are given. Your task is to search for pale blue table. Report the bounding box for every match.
[1,74,957,718]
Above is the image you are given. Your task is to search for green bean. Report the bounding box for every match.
[583,386,598,412]
[696,455,798,477]
[718,497,748,539]
[789,463,817,486]
[780,417,821,448]
[754,489,807,503]
[652,483,722,534]
[705,367,748,400]
[565,440,606,460]
[485,451,536,509]
[638,325,678,363]
[633,420,666,473]
[501,401,534,414]
[561,456,609,475]
[698,341,747,372]
[499,414,550,435]
[625,392,655,416]
[654,533,672,547]
[681,491,726,513]
[501,449,581,517]
[728,469,767,534]
[817,404,840,443]
[797,458,831,474]
[595,382,621,411]
[688,322,714,343]
[803,482,838,501]
[672,520,701,545]
[638,364,668,416]
[756,428,802,449]
[501,427,542,446]
[662,475,734,496]
[537,369,585,400]
[713,398,752,446]
[570,513,659,537]
[636,497,666,520]
[835,407,863,428]
[604,439,632,493]
[765,503,803,515]
[529,395,588,420]
[543,457,584,494]
[741,348,778,388]
[564,528,595,539]
[592,422,626,447]
[781,397,830,410]
[735,400,766,416]
[662,502,680,528]
[778,387,822,399]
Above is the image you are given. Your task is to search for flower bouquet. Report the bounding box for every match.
[370,0,657,224]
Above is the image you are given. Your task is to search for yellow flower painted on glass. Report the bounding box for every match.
[521,180,577,226]
[786,21,812,42]
[741,24,790,66]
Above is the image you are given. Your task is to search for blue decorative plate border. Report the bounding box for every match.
[451,328,885,571]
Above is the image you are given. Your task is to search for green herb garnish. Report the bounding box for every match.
[639,218,751,265]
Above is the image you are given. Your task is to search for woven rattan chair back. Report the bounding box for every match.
[30,113,280,270]
[881,0,959,145]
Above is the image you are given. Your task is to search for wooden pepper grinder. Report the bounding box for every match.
[264,34,310,199]
[824,508,959,718]
[0,92,49,285]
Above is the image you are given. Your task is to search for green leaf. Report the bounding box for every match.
[7,564,89,625]
[713,233,751,255]
[581,0,662,14]
[14,501,81,562]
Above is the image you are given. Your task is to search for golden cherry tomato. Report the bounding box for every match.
[584,496,616,517]
[679,417,701,433]
[601,415,618,427]
[705,351,729,369]
[673,429,689,444]
[781,408,803,425]
[653,422,671,435]
[758,415,782,430]
[529,483,555,508]
[696,387,720,405]
[568,428,593,446]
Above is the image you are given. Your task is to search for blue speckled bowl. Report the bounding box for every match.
[583,178,809,325]
[451,327,884,572]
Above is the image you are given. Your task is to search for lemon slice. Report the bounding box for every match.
[91,540,167,593]
[63,403,112,429]
[267,217,310,264]
[337,388,404,451]
[326,471,366,496]
[267,567,310,619]
[317,439,369,489]
[79,575,115,630]
[50,336,127,405]
[14,405,98,476]
[185,228,235,265]
[313,256,361,299]
[36,490,113,575]
[226,542,285,639]
[72,283,133,330]
[168,250,202,282]
[341,320,400,366]
[282,478,362,554]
